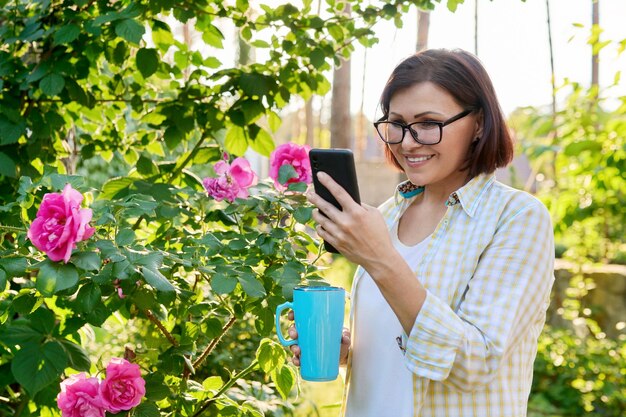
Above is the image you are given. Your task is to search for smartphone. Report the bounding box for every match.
[309,148,361,253]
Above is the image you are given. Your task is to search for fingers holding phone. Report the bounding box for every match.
[307,149,393,265]
[308,149,361,253]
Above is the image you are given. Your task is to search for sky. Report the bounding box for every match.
[351,0,626,118]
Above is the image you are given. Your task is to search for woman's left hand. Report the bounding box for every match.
[307,172,394,267]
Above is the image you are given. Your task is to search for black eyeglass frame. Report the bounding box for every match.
[373,108,475,145]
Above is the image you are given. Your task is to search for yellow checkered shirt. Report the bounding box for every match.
[343,174,555,417]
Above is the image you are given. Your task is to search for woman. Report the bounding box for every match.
[292,48,555,417]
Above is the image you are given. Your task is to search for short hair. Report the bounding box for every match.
[378,49,513,179]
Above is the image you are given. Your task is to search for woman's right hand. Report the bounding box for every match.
[287,310,351,367]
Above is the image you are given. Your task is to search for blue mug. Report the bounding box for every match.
[275,286,345,381]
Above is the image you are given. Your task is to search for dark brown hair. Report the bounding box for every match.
[379,49,513,178]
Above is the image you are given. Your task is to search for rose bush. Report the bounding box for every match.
[0,144,326,417]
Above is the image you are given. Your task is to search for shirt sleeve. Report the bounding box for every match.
[402,199,555,390]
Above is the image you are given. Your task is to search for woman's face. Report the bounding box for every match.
[387,81,481,192]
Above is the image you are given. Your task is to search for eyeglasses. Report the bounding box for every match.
[374,108,475,145]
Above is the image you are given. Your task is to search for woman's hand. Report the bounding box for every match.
[307,172,394,268]
[287,310,351,366]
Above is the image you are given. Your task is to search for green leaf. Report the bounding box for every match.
[238,273,266,298]
[287,182,307,193]
[128,251,163,270]
[12,341,68,396]
[29,307,56,334]
[11,292,43,315]
[49,174,84,190]
[39,73,65,96]
[59,339,91,371]
[137,154,159,176]
[240,73,270,97]
[76,282,102,312]
[142,267,176,292]
[134,402,160,417]
[115,19,145,44]
[563,140,602,156]
[278,164,298,185]
[210,273,237,295]
[0,152,16,177]
[0,118,26,145]
[271,366,296,400]
[164,125,184,150]
[0,268,6,291]
[70,252,101,271]
[136,48,159,78]
[54,24,80,44]
[256,338,285,373]
[112,40,129,64]
[202,375,223,391]
[268,111,282,133]
[0,324,42,345]
[249,126,275,157]
[201,24,224,48]
[310,48,326,69]
[294,207,313,223]
[224,125,248,156]
[0,257,28,277]
[36,261,79,296]
[100,177,134,199]
[144,373,170,401]
[116,228,136,246]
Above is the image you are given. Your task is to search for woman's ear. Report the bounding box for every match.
[473,109,484,141]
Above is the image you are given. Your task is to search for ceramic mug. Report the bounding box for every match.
[275,286,345,381]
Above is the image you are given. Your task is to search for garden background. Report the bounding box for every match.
[0,0,625,416]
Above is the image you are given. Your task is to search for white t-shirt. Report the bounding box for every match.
[345,222,431,417]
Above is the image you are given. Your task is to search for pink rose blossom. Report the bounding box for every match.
[269,143,312,189]
[99,358,146,413]
[203,157,258,202]
[28,183,95,263]
[57,373,106,417]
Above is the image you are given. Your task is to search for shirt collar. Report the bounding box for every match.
[394,173,495,218]
[447,174,495,218]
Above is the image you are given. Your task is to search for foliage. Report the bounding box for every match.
[510,39,626,264]
[530,325,626,416]
[513,27,626,417]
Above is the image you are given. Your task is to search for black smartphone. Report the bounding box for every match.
[309,148,361,253]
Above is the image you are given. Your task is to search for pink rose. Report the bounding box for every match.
[203,157,258,202]
[99,358,146,413]
[28,183,95,263]
[57,373,106,417]
[269,143,312,189]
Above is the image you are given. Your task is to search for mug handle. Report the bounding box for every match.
[275,301,296,346]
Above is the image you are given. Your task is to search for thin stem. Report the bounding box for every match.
[191,360,259,417]
[183,316,237,379]
[0,225,27,233]
[168,134,208,183]
[144,309,178,347]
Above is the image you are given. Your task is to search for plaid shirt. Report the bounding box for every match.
[343,174,555,417]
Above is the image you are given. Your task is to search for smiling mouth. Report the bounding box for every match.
[406,155,434,163]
